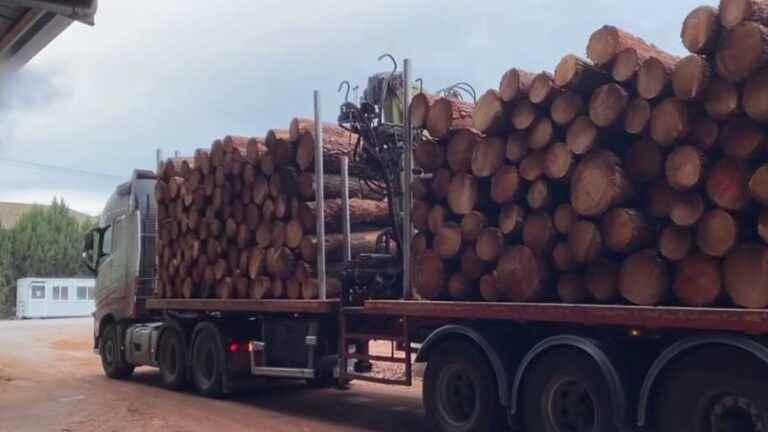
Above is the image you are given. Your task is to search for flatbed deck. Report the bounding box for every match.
[145,298,339,314]
[360,300,768,334]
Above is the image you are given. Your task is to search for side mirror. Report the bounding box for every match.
[82,229,99,274]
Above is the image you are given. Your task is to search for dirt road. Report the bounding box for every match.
[0,318,425,432]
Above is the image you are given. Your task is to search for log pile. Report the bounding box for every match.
[154,121,393,300]
[412,3,768,309]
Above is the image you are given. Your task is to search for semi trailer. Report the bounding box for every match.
[83,59,768,432]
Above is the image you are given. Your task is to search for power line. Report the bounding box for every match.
[0,157,124,180]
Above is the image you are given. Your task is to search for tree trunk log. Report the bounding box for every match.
[558,274,587,303]
[566,116,598,155]
[473,90,506,135]
[427,97,475,140]
[295,122,356,172]
[666,145,706,191]
[554,203,578,234]
[601,207,654,253]
[476,227,504,262]
[509,100,537,130]
[568,220,604,264]
[625,138,663,182]
[410,93,438,129]
[299,230,382,263]
[724,243,768,308]
[499,204,526,236]
[298,198,391,233]
[743,69,768,121]
[659,225,693,261]
[544,142,574,181]
[415,250,447,300]
[588,25,675,67]
[447,129,480,173]
[471,136,506,178]
[491,165,521,204]
[519,151,547,182]
[461,246,489,281]
[589,83,630,128]
[447,173,480,215]
[526,179,552,210]
[499,68,536,102]
[505,132,528,163]
[619,249,671,306]
[552,242,577,272]
[496,245,551,302]
[682,5,721,54]
[672,55,712,100]
[650,98,690,146]
[435,223,463,259]
[523,211,556,253]
[428,204,449,234]
[448,273,476,300]
[551,92,584,126]
[529,72,562,105]
[674,254,723,306]
[265,129,295,166]
[721,0,768,28]
[527,117,555,150]
[721,117,765,159]
[670,191,706,227]
[750,164,768,204]
[479,272,501,302]
[414,138,445,173]
[432,168,453,200]
[585,258,620,303]
[554,54,611,94]
[697,208,740,257]
[716,21,768,81]
[297,172,381,200]
[461,211,488,241]
[570,150,633,216]
[624,98,652,135]
[706,158,753,210]
[637,56,678,100]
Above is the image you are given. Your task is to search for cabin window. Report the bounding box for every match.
[53,286,69,300]
[77,286,88,300]
[60,286,69,300]
[87,286,95,300]
[102,225,113,255]
[30,285,45,299]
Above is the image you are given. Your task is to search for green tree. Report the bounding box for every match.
[0,198,95,316]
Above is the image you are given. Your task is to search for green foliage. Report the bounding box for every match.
[0,198,95,316]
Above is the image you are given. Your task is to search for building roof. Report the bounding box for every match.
[0,201,95,228]
[0,1,97,72]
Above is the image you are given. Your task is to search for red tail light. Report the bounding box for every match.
[229,341,251,353]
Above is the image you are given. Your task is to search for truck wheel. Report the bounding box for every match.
[655,346,768,432]
[158,328,187,390]
[191,329,223,397]
[423,340,504,432]
[521,347,615,432]
[100,323,134,379]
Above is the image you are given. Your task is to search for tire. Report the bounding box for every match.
[158,328,187,390]
[655,346,768,432]
[521,347,616,432]
[191,329,224,397]
[423,340,504,432]
[100,323,134,379]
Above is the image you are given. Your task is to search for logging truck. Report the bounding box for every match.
[83,47,768,432]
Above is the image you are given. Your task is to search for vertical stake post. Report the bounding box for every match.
[341,156,352,263]
[402,58,413,300]
[156,149,163,173]
[313,90,327,300]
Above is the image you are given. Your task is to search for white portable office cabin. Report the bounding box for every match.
[16,278,95,318]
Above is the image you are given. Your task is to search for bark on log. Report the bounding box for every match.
[427,97,475,139]
[587,25,673,67]
[558,274,588,303]
[544,142,574,181]
[697,208,739,257]
[624,98,651,135]
[585,258,620,303]
[743,69,768,121]
[570,150,633,216]
[491,165,521,204]
[298,199,391,233]
[551,92,584,126]
[666,145,706,191]
[650,98,690,146]
[720,0,768,28]
[625,138,663,182]
[297,172,381,201]
[496,245,551,302]
[499,68,536,102]
[476,227,504,262]
[529,72,562,105]
[410,93,437,129]
[523,211,556,253]
[601,207,653,253]
[750,164,768,204]
[566,116,598,155]
[723,243,768,308]
[554,55,611,94]
[681,5,721,54]
[447,129,480,172]
[669,191,706,227]
[704,78,740,120]
[247,137,267,164]
[447,173,480,215]
[568,220,604,264]
[721,117,765,159]
[473,90,506,134]
[415,250,447,300]
[672,55,712,101]
[619,249,671,306]
[295,122,356,172]
[471,136,506,178]
[706,158,753,210]
[659,225,693,261]
[674,254,723,306]
[637,56,678,100]
[589,83,629,127]
[716,21,768,81]
[266,129,294,166]
[299,230,382,263]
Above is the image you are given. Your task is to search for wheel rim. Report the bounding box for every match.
[436,364,479,426]
[103,338,115,365]
[546,376,597,432]
[195,340,216,385]
[706,393,765,432]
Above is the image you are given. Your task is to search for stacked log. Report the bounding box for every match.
[412,3,768,309]
[155,121,392,300]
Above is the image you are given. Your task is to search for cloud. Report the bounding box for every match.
[0,0,718,215]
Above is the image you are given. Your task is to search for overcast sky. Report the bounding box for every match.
[0,0,717,215]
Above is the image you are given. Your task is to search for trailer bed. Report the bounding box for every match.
[146,298,339,314]
[360,300,768,334]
